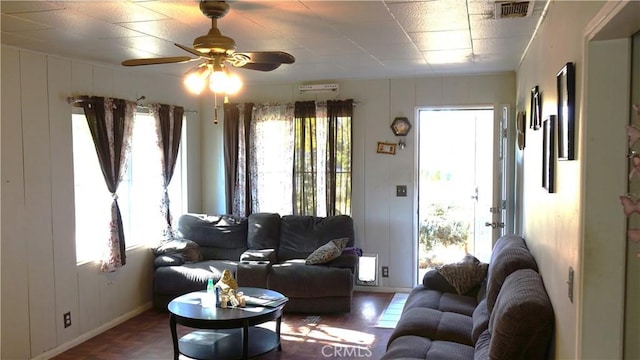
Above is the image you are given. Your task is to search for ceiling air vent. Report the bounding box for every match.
[495,1,533,19]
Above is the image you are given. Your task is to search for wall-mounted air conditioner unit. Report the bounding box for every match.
[299,84,339,93]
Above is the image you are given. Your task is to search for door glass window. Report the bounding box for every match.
[417,108,494,281]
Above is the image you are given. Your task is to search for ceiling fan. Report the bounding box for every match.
[121,0,295,79]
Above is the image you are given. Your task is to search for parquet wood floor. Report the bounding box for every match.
[52,291,395,360]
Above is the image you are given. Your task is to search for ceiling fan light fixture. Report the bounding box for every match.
[225,73,243,95]
[183,64,211,95]
[207,64,243,95]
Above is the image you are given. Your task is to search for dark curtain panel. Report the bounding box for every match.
[293,101,318,215]
[326,99,353,215]
[80,95,135,271]
[223,103,241,214]
[154,103,184,236]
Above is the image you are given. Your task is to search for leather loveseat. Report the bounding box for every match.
[152,212,357,313]
[381,234,555,360]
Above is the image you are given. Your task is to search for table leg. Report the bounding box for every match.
[242,320,249,360]
[276,315,282,351]
[169,314,179,360]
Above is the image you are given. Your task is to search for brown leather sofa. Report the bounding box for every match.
[152,212,357,313]
[381,234,555,360]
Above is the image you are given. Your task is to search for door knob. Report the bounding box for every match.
[485,221,505,228]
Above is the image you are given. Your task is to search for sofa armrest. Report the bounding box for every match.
[240,248,277,263]
[153,254,185,268]
[326,253,358,273]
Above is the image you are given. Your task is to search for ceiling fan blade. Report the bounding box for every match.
[174,43,206,58]
[122,56,195,66]
[238,51,295,65]
[237,63,282,71]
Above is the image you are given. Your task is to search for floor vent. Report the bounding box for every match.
[495,1,532,19]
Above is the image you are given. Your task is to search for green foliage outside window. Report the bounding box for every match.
[419,203,470,267]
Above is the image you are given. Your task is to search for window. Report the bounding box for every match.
[233,100,352,217]
[72,110,186,264]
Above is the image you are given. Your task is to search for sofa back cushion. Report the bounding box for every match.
[486,269,554,359]
[485,234,538,313]
[247,213,281,250]
[176,214,248,260]
[278,215,354,261]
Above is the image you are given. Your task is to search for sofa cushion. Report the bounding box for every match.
[278,215,354,261]
[176,214,248,260]
[383,335,475,360]
[471,299,489,344]
[389,307,474,346]
[268,260,353,298]
[485,234,538,313]
[247,212,281,250]
[437,254,488,295]
[403,286,477,317]
[487,269,554,359]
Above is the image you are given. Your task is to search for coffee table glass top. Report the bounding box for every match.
[168,287,286,321]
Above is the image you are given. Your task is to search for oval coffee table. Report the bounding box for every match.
[168,287,287,360]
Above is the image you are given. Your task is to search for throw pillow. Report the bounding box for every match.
[437,254,488,295]
[331,237,350,249]
[305,241,342,265]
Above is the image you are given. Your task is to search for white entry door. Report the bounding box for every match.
[416,108,497,282]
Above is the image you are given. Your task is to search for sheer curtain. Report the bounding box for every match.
[80,96,136,272]
[249,104,295,214]
[151,103,184,240]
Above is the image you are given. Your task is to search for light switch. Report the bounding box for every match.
[396,185,407,197]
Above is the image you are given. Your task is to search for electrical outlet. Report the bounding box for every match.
[382,266,389,277]
[63,312,71,328]
[396,185,407,197]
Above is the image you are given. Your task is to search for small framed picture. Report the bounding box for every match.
[530,85,542,130]
[542,115,556,193]
[557,62,576,160]
[377,142,396,155]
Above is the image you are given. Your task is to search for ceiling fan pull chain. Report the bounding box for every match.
[213,92,219,124]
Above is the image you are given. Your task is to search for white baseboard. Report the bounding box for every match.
[32,302,153,360]
[354,285,413,293]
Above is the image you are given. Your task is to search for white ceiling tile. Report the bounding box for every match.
[119,19,198,45]
[1,13,53,32]
[467,0,495,16]
[473,37,527,55]
[470,14,538,39]
[0,1,65,14]
[388,0,470,32]
[410,30,472,51]
[335,21,410,47]
[303,1,392,24]
[365,43,423,61]
[424,49,473,64]
[62,2,169,23]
